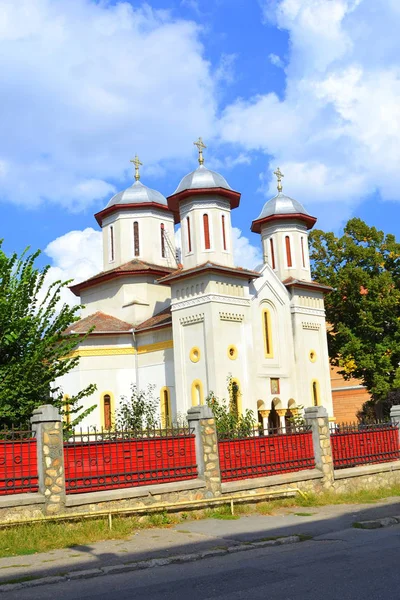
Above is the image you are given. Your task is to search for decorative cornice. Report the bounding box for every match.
[179,198,230,219]
[94,202,172,227]
[137,340,173,354]
[167,187,240,224]
[68,340,173,358]
[291,306,326,317]
[302,321,321,330]
[219,311,244,322]
[172,293,250,312]
[179,314,205,326]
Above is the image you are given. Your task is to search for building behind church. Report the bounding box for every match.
[60,141,334,429]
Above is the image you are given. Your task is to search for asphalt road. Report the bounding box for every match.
[5,524,400,600]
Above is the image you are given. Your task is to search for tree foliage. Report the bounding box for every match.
[116,384,158,430]
[0,244,96,428]
[309,218,400,401]
[206,376,255,438]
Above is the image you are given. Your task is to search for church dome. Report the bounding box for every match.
[255,192,310,221]
[173,165,232,195]
[106,180,167,209]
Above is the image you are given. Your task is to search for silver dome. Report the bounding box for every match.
[255,192,310,221]
[106,181,167,208]
[173,165,232,195]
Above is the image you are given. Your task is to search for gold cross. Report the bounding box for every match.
[193,137,206,165]
[130,155,143,181]
[274,167,284,193]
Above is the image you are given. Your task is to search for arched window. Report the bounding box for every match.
[285,235,292,267]
[269,238,276,270]
[221,215,227,250]
[63,395,71,427]
[191,380,204,406]
[186,217,192,253]
[133,221,140,257]
[109,226,115,262]
[229,378,242,416]
[301,237,306,268]
[203,214,210,250]
[160,387,171,427]
[103,394,112,430]
[160,223,166,258]
[312,380,320,407]
[262,308,273,358]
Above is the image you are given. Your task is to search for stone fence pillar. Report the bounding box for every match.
[31,405,66,515]
[390,405,400,444]
[187,405,222,498]
[305,406,334,490]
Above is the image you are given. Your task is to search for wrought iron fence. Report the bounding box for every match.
[218,425,315,482]
[63,425,198,494]
[330,421,400,469]
[0,428,38,495]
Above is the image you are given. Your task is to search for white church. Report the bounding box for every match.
[61,139,334,430]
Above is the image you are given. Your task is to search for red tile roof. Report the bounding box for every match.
[135,306,172,332]
[282,277,332,293]
[157,261,260,284]
[70,259,175,296]
[63,312,133,335]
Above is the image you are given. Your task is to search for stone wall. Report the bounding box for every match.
[1,404,400,524]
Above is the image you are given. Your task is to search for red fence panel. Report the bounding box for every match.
[64,428,198,494]
[330,423,400,469]
[218,427,315,482]
[0,432,38,495]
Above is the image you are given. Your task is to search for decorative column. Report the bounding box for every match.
[305,406,334,489]
[187,405,222,498]
[31,405,66,515]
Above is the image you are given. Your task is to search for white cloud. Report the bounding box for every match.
[0,0,217,210]
[221,0,400,225]
[269,53,284,68]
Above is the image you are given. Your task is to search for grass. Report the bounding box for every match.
[1,484,400,559]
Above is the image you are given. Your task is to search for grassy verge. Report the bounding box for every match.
[1,484,400,559]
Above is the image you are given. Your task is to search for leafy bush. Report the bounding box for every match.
[206,376,255,438]
[116,384,158,430]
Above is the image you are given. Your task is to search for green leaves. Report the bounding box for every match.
[309,218,400,401]
[0,242,96,428]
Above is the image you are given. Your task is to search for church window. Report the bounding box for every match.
[301,237,306,268]
[160,223,166,258]
[229,378,242,415]
[285,235,292,267]
[102,393,113,430]
[160,387,171,428]
[269,238,276,269]
[187,217,192,253]
[312,380,320,406]
[203,214,210,250]
[221,215,227,250]
[109,226,115,262]
[191,380,204,406]
[134,221,140,257]
[262,309,273,358]
[63,395,71,427]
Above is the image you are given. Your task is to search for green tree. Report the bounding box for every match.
[0,244,96,428]
[206,376,255,438]
[309,218,400,402]
[116,384,158,430]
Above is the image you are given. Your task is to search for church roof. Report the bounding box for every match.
[70,259,174,296]
[251,192,316,232]
[173,165,232,195]
[135,306,172,332]
[63,312,133,335]
[283,277,332,293]
[106,180,167,208]
[158,261,261,284]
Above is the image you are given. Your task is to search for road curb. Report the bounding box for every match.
[354,516,400,529]
[0,535,302,593]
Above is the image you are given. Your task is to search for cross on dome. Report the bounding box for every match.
[130,155,143,182]
[273,167,284,193]
[193,137,206,165]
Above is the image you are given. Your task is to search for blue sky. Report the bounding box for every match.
[1,0,400,294]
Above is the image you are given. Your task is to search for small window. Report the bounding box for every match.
[63,395,71,427]
[160,388,171,428]
[301,237,306,268]
[269,238,276,270]
[285,235,292,267]
[160,223,166,258]
[187,217,192,253]
[134,221,140,257]
[312,380,320,406]
[109,226,115,262]
[103,394,112,430]
[203,214,210,250]
[262,309,273,358]
[191,380,204,406]
[221,215,227,251]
